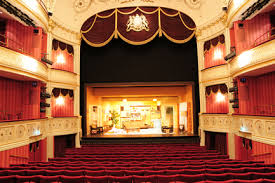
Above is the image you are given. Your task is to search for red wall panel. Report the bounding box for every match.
[204,43,226,69]
[0,145,29,168]
[52,49,74,72]
[0,77,41,121]
[233,13,271,55]
[206,92,229,114]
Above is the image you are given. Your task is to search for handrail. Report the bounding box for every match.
[0,33,25,54]
[254,28,275,48]
[252,152,272,157]
[9,155,29,160]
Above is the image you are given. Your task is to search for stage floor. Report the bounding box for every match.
[83,131,195,138]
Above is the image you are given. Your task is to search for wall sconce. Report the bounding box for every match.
[213,48,223,60]
[57,54,65,64]
[216,92,225,102]
[122,99,127,102]
[56,96,65,105]
[153,98,157,102]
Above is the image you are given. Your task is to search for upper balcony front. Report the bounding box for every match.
[1,0,49,30]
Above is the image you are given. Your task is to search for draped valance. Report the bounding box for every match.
[52,88,74,98]
[205,84,228,96]
[204,34,225,52]
[52,39,74,55]
[81,7,196,47]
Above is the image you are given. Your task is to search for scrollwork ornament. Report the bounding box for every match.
[74,0,92,13]
[185,0,201,9]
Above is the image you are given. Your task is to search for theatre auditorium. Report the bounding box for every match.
[0,0,274,182]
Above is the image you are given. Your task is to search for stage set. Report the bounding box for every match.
[83,83,198,141]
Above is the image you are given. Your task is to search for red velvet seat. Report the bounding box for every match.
[109,175,132,183]
[205,173,231,181]
[7,170,26,176]
[39,175,60,183]
[106,170,125,176]
[165,169,184,175]
[228,172,252,180]
[251,172,275,180]
[177,174,206,182]
[60,175,85,183]
[26,169,46,176]
[85,175,109,183]
[205,168,225,174]
[183,169,205,175]
[144,170,166,175]
[125,170,145,176]
[132,175,157,183]
[63,170,84,176]
[0,175,16,183]
[157,174,179,183]
[46,170,65,176]
[15,175,40,183]
[85,170,106,176]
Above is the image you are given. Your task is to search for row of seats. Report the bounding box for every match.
[11,160,265,168]
[49,155,230,162]
[0,173,275,183]
[8,163,272,171]
[2,167,275,176]
[64,153,220,158]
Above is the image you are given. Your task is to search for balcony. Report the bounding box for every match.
[200,64,228,83]
[199,113,275,145]
[0,46,48,81]
[0,117,81,151]
[49,68,78,86]
[230,39,275,77]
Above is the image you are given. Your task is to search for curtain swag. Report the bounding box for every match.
[52,39,74,55]
[52,88,74,98]
[81,7,196,47]
[203,34,225,52]
[205,84,228,96]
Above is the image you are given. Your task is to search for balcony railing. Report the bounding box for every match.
[254,28,275,48]
[0,33,25,54]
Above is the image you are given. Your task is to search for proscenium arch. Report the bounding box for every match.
[80,12,199,136]
[80,7,196,47]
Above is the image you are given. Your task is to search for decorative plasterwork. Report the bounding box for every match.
[196,12,227,40]
[199,114,275,146]
[184,0,201,9]
[230,40,275,77]
[0,117,81,151]
[73,0,92,12]
[48,69,79,87]
[0,46,48,82]
[49,19,81,45]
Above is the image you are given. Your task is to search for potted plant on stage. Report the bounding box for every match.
[110,110,120,129]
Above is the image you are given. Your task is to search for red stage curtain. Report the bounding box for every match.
[51,88,74,117]
[236,72,275,116]
[233,12,271,55]
[0,145,29,168]
[52,39,74,72]
[0,77,41,121]
[81,7,196,47]
[5,20,43,61]
[205,84,229,114]
[204,35,226,69]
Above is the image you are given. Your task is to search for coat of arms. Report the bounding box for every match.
[126,14,149,32]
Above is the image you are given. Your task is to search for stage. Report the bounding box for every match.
[81,132,199,144]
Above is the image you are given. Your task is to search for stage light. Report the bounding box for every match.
[153,98,157,101]
[238,50,253,68]
[123,99,127,102]
[56,96,65,105]
[57,54,65,64]
[216,92,225,102]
